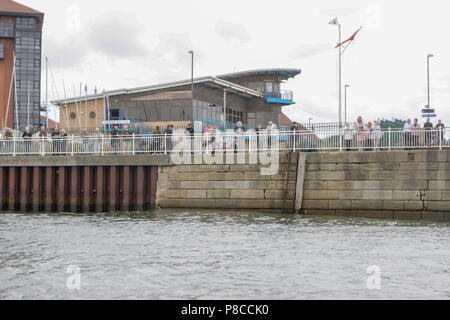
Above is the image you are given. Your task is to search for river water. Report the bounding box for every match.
[0,210,449,300]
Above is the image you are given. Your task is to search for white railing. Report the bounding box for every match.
[0,128,448,156]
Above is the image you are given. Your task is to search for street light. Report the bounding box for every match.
[329,17,342,128]
[427,53,434,108]
[188,50,194,128]
[344,84,350,124]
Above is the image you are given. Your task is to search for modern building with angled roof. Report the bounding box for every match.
[55,68,301,132]
[0,0,44,130]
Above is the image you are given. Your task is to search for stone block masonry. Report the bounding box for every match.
[158,150,450,221]
[157,153,297,211]
[302,150,450,222]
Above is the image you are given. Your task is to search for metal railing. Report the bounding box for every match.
[265,90,293,101]
[0,128,448,156]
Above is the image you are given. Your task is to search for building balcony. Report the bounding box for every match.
[264,90,294,104]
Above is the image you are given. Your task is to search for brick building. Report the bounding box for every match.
[0,0,43,130]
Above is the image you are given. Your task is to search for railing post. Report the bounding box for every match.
[101,134,104,156]
[293,131,296,152]
[13,136,16,156]
[132,134,135,155]
[164,133,167,155]
[339,128,343,152]
[439,128,443,150]
[387,127,391,151]
[71,135,74,156]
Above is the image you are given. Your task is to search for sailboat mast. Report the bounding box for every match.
[4,53,15,129]
[45,56,48,129]
[27,80,30,128]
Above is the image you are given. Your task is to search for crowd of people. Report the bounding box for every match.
[339,117,446,151]
[0,117,447,155]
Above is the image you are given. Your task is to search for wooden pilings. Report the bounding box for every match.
[0,166,158,213]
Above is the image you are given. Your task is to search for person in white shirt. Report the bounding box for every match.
[266,121,277,149]
[403,119,412,149]
[344,123,354,151]
[372,120,383,150]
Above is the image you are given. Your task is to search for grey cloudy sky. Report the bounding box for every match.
[22,0,450,125]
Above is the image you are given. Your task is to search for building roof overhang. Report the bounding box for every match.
[217,68,302,81]
[53,76,264,105]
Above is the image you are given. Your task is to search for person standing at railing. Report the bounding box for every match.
[203,124,214,153]
[403,119,412,150]
[424,118,433,146]
[266,121,277,149]
[372,121,382,150]
[152,126,162,154]
[51,127,61,155]
[364,122,373,151]
[436,120,445,146]
[123,125,132,154]
[22,127,32,155]
[234,121,246,152]
[163,124,174,152]
[411,119,421,148]
[3,128,13,155]
[93,128,102,154]
[38,126,47,155]
[186,123,194,153]
[344,123,353,151]
[81,128,89,154]
[111,125,120,154]
[356,116,365,151]
[61,129,68,154]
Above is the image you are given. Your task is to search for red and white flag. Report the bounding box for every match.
[335,27,363,48]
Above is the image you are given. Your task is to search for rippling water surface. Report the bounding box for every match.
[0,211,449,300]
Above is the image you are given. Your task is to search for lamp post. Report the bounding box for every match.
[329,18,342,128]
[344,84,350,124]
[188,50,194,127]
[427,54,434,108]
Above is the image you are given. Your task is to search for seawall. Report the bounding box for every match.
[1,150,450,222]
[302,150,450,221]
[158,150,450,221]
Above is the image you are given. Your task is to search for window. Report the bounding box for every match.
[266,82,273,93]
[16,37,21,45]
[15,58,21,66]
[34,38,40,47]
[70,112,76,119]
[16,80,20,88]
[89,112,96,119]
[34,59,40,67]
[0,44,4,59]
[33,81,39,89]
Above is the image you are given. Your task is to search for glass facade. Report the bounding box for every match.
[0,21,14,38]
[14,16,42,129]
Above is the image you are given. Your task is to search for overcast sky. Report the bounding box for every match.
[21,0,450,125]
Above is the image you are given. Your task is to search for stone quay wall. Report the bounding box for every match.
[157,153,298,211]
[158,150,450,221]
[302,150,450,221]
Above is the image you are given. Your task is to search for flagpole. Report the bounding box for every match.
[338,23,342,129]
